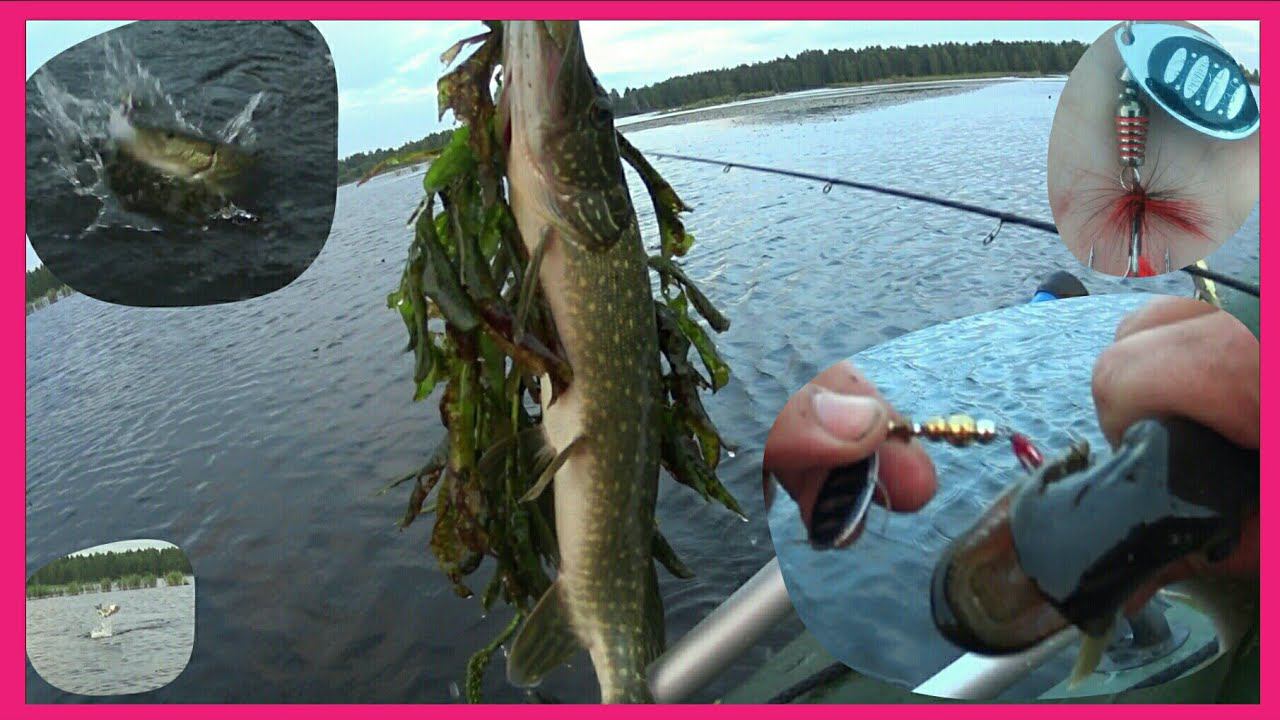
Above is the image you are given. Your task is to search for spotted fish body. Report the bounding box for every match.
[104,108,254,223]
[501,21,663,703]
[108,109,250,193]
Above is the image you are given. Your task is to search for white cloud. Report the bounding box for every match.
[68,539,181,558]
[397,49,435,75]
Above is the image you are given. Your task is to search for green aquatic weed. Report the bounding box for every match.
[385,22,741,701]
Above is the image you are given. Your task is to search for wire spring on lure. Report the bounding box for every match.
[1116,71,1149,187]
[1095,67,1161,278]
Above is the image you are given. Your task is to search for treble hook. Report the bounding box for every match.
[1124,212,1143,278]
[982,218,1004,246]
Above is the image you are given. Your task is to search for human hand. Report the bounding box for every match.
[763,360,937,549]
[1090,296,1259,610]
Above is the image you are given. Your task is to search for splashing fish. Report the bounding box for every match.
[105,106,256,223]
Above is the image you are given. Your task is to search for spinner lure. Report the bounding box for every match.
[812,414,1045,549]
[1089,22,1260,277]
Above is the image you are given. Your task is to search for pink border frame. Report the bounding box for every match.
[8,1,1270,715]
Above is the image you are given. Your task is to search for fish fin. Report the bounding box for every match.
[477,425,549,481]
[520,435,584,502]
[1068,622,1115,689]
[515,228,551,340]
[507,581,580,687]
[652,529,695,579]
[642,562,666,666]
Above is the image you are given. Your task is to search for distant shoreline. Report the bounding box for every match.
[615,75,1049,134]
[651,71,1064,116]
[342,75,1056,189]
[26,575,195,601]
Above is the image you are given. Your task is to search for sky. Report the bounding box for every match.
[25,19,1261,269]
[67,538,180,558]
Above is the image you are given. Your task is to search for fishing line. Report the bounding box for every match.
[642,151,1259,298]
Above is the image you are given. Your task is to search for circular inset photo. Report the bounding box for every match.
[26,20,338,307]
[26,539,196,696]
[762,292,1258,702]
[1047,22,1259,278]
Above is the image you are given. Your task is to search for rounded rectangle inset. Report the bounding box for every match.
[26,20,338,307]
[26,539,195,696]
[762,294,1256,702]
[1046,22,1258,278]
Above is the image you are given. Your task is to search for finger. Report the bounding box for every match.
[773,439,938,520]
[762,360,937,548]
[808,360,877,395]
[802,363,936,509]
[1113,295,1218,342]
[875,439,938,512]
[763,384,891,475]
[1092,310,1259,448]
[764,361,924,473]
[772,444,938,549]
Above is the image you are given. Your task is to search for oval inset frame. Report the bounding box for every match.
[26,539,195,696]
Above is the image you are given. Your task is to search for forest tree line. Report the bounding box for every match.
[28,547,193,587]
[338,39,1095,183]
[337,38,1260,184]
[337,127,454,185]
[608,40,1091,115]
[26,264,69,304]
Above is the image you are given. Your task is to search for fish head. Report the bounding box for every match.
[932,417,1253,656]
[929,478,1072,655]
[107,109,251,193]
[502,21,633,250]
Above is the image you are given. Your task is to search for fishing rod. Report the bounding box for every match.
[643,151,1260,298]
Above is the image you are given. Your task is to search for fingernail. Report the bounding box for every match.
[812,391,883,442]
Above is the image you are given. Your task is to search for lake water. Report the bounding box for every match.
[26,583,196,697]
[25,78,1259,703]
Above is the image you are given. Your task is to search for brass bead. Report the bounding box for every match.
[921,416,948,440]
[975,419,998,443]
[887,418,912,441]
[947,414,976,446]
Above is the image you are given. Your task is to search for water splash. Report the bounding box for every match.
[90,617,114,639]
[219,91,266,146]
[30,36,266,236]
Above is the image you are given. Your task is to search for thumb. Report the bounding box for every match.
[808,390,890,461]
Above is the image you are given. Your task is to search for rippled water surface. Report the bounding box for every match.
[26,79,1258,702]
[770,295,1161,699]
[26,584,195,696]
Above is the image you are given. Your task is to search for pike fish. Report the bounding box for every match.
[499,21,665,703]
[105,108,255,222]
